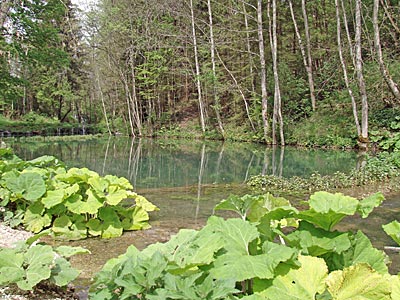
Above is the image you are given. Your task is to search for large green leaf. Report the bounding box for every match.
[5,172,46,201]
[51,257,80,287]
[256,255,328,300]
[215,194,264,219]
[285,221,351,256]
[17,245,54,290]
[347,231,389,274]
[99,207,123,238]
[211,242,297,281]
[65,189,103,214]
[326,263,392,300]
[41,189,65,209]
[55,245,90,258]
[0,248,24,285]
[23,202,52,233]
[357,193,384,218]
[299,192,359,231]
[135,194,159,212]
[88,176,109,193]
[53,214,87,240]
[162,225,224,271]
[105,186,128,206]
[207,216,259,255]
[382,221,400,246]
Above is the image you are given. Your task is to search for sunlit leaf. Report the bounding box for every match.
[256,255,328,300]
[326,264,392,300]
[299,192,359,231]
[211,242,297,281]
[357,192,385,218]
[41,190,65,209]
[23,202,51,233]
[5,172,46,201]
[135,195,158,211]
[51,257,80,287]
[382,220,400,246]
[285,221,351,256]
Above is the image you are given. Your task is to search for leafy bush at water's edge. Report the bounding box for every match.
[0,148,158,240]
[0,232,89,291]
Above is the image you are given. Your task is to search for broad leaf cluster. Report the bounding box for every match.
[0,148,158,239]
[90,191,400,299]
[0,234,89,291]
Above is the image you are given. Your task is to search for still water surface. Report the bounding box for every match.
[11,137,400,280]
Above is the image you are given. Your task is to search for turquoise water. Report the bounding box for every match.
[12,137,357,189]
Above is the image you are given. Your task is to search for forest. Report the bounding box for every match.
[1,0,400,148]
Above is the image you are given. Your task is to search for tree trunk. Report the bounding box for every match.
[301,0,316,111]
[288,0,316,113]
[207,0,225,137]
[257,0,269,143]
[268,0,284,146]
[215,49,255,131]
[335,0,361,136]
[373,0,400,101]
[355,0,368,148]
[242,2,256,96]
[0,0,13,28]
[190,0,206,134]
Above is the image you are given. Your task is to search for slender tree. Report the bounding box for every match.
[355,0,369,147]
[335,0,361,136]
[288,0,316,113]
[268,0,284,145]
[207,0,224,137]
[373,0,400,101]
[190,0,206,133]
[257,0,269,143]
[301,0,316,111]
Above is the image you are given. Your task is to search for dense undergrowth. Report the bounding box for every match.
[248,151,400,194]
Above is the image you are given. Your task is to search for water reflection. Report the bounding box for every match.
[11,137,357,190]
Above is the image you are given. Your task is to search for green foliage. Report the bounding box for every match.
[0,148,158,240]
[0,234,88,291]
[90,191,399,299]
[383,221,400,246]
[248,152,400,194]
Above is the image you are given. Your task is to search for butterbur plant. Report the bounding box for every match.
[90,191,400,299]
[0,232,89,291]
[0,148,158,240]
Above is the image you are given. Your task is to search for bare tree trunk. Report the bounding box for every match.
[257,0,269,143]
[207,0,225,137]
[129,52,142,136]
[301,0,316,111]
[340,0,356,67]
[288,0,316,113]
[242,2,256,96]
[268,0,284,146]
[190,0,206,134]
[0,0,13,28]
[373,0,400,101]
[93,51,111,136]
[335,0,361,136]
[216,49,255,131]
[355,0,369,148]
